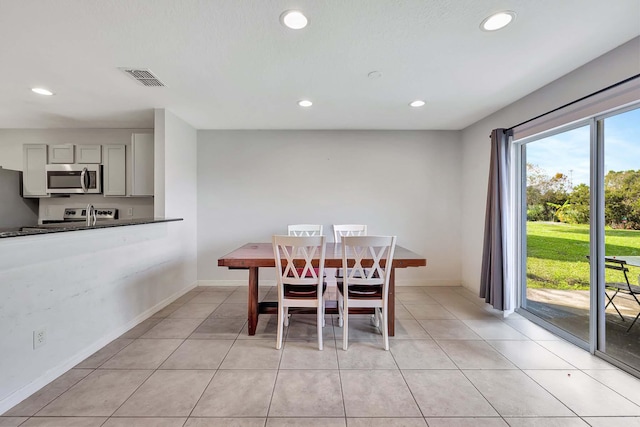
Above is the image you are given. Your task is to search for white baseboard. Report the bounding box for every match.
[197,279,461,287]
[398,279,462,287]
[0,281,198,415]
[197,279,248,287]
[197,279,278,287]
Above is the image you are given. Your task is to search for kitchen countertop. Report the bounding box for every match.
[0,218,183,239]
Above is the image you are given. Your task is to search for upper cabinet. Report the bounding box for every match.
[131,133,154,197]
[20,135,153,198]
[76,145,102,164]
[102,145,126,197]
[23,144,48,197]
[48,144,74,163]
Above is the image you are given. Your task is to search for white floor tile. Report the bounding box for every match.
[524,369,640,416]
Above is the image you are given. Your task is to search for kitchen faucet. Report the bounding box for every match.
[86,204,96,226]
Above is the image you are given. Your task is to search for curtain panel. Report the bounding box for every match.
[480,128,513,310]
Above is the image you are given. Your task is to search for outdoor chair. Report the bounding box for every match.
[604,257,640,332]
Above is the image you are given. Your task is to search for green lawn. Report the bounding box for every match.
[527,222,640,290]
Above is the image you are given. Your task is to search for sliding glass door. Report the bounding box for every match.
[519,104,640,373]
[522,124,591,342]
[601,107,640,370]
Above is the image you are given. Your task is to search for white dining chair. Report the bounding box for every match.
[273,234,327,350]
[333,224,368,275]
[287,224,323,236]
[337,235,396,351]
[333,224,371,324]
[333,224,368,243]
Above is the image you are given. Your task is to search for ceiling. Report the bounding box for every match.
[0,0,638,130]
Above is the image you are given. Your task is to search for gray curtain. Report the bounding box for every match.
[480,128,512,310]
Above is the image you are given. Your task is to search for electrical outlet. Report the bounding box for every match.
[33,328,46,349]
[127,207,133,216]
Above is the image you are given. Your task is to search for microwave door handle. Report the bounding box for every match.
[81,167,88,193]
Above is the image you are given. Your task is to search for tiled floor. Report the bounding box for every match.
[3,285,640,426]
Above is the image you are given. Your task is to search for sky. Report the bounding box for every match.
[525,107,640,187]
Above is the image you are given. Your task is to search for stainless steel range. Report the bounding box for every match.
[62,207,118,222]
[38,207,118,226]
[21,207,118,232]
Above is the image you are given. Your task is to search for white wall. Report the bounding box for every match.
[155,109,198,285]
[0,113,199,413]
[197,130,462,286]
[460,37,640,294]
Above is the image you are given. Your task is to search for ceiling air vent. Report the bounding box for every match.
[119,68,166,87]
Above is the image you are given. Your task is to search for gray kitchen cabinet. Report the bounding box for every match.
[22,144,49,197]
[76,145,102,164]
[130,133,154,196]
[102,144,126,196]
[48,144,74,163]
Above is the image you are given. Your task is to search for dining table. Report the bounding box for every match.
[218,242,427,336]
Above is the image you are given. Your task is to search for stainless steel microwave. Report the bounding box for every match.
[45,164,102,194]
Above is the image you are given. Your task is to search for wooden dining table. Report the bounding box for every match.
[218,242,427,336]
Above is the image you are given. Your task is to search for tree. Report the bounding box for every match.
[605,170,640,229]
[527,164,570,222]
[564,183,590,224]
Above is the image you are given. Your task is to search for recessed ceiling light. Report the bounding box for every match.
[298,100,313,107]
[368,71,383,79]
[409,100,425,108]
[480,11,516,31]
[281,10,308,29]
[31,87,54,96]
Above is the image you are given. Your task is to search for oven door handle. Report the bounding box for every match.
[81,167,88,193]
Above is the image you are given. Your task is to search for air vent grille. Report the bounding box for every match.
[119,68,166,87]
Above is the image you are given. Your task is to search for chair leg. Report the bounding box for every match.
[629,291,640,332]
[284,307,290,326]
[371,312,380,327]
[338,292,344,327]
[605,291,625,321]
[343,301,349,350]
[381,306,389,351]
[322,298,326,328]
[626,312,640,333]
[276,305,284,350]
[317,305,324,351]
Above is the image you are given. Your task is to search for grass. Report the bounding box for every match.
[527,221,640,290]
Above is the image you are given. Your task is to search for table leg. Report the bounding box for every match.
[248,267,259,335]
[389,268,395,336]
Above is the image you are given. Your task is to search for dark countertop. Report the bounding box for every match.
[0,218,183,239]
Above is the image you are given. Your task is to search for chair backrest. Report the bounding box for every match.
[273,235,326,287]
[604,257,631,285]
[288,224,323,236]
[341,235,396,293]
[333,224,368,243]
